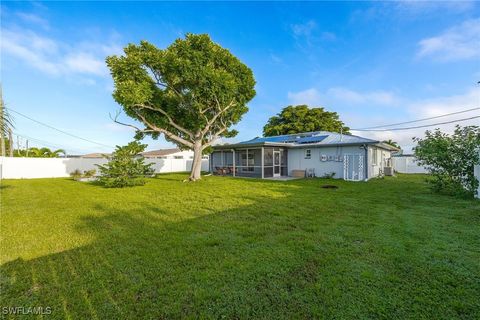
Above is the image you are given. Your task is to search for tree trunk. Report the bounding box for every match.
[189,140,203,181]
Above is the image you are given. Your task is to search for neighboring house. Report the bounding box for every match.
[392,154,429,174]
[141,148,209,160]
[80,149,209,160]
[81,153,110,159]
[210,131,399,181]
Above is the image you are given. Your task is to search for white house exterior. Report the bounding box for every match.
[210,131,398,181]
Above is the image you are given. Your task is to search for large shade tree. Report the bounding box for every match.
[106,34,256,181]
[263,105,349,136]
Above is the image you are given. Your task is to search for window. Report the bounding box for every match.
[241,152,254,166]
[372,148,378,165]
[305,149,311,159]
[174,156,183,159]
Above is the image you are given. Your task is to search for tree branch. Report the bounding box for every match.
[133,103,194,139]
[132,109,194,148]
[200,98,236,136]
[110,111,155,133]
[202,125,229,150]
[146,66,183,98]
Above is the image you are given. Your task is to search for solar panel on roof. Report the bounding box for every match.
[297,135,328,144]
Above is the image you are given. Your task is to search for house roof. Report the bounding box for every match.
[141,148,181,157]
[214,131,399,150]
[81,153,110,158]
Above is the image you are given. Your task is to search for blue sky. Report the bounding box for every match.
[1,1,479,154]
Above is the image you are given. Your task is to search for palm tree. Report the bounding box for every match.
[15,147,66,158]
[382,139,400,148]
[0,85,14,157]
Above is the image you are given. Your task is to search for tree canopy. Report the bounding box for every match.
[263,105,349,137]
[106,34,256,180]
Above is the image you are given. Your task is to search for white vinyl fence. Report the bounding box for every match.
[0,157,209,179]
[392,156,429,174]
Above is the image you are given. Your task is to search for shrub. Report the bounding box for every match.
[70,169,83,180]
[414,125,480,198]
[96,141,154,188]
[83,169,96,178]
[321,172,336,179]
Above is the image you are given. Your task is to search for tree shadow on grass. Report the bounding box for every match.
[1,180,479,319]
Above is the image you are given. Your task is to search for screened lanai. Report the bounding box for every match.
[210,147,288,178]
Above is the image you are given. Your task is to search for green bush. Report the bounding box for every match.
[70,169,83,180]
[96,141,154,188]
[83,169,96,178]
[414,125,480,198]
[321,172,336,179]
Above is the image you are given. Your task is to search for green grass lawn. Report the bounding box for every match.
[1,174,479,319]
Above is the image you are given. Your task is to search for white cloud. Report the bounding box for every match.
[287,88,322,105]
[16,12,49,29]
[270,54,283,64]
[287,87,400,107]
[417,19,480,62]
[1,25,120,78]
[288,86,479,151]
[407,88,479,117]
[291,20,317,38]
[395,0,475,14]
[290,20,336,47]
[320,31,336,41]
[327,87,399,106]
[64,52,107,76]
[352,88,480,151]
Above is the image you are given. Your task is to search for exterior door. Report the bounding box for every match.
[273,151,281,177]
[343,154,364,181]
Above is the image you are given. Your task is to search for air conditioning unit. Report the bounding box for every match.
[384,167,394,176]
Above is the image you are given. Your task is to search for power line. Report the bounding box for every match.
[352,115,480,132]
[354,107,480,130]
[13,132,86,154]
[6,107,114,149]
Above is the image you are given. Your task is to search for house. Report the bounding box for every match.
[141,148,209,160]
[81,153,110,159]
[210,131,399,181]
[80,149,209,160]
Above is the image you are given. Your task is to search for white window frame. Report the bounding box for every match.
[304,149,311,159]
[372,148,378,165]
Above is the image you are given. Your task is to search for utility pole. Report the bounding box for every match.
[26,140,29,157]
